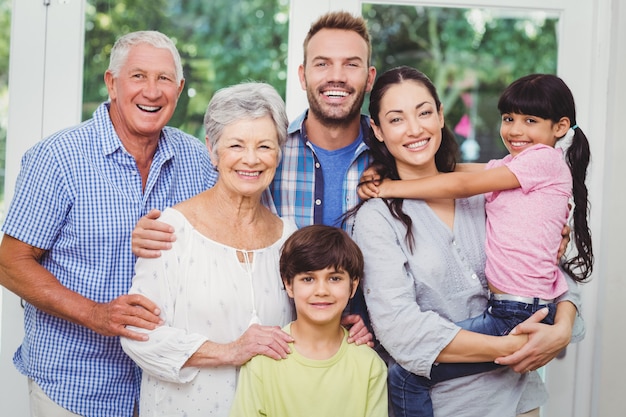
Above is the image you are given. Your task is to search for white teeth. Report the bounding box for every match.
[511,142,528,147]
[138,105,160,112]
[323,90,348,97]
[238,171,260,177]
[406,139,429,149]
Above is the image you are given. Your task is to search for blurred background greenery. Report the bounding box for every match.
[0,0,559,210]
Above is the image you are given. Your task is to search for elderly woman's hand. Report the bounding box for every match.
[230,324,294,365]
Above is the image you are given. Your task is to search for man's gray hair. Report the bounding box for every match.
[108,31,184,83]
[204,82,288,161]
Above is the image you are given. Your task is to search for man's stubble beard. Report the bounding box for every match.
[306,84,367,129]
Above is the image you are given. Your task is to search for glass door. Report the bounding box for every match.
[0,0,9,223]
[1,0,610,415]
[1,1,291,415]
[82,0,290,139]
[363,4,559,163]
[289,1,600,416]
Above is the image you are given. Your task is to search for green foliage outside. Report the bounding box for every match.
[83,0,290,140]
[1,1,560,194]
[364,5,558,161]
[0,0,10,209]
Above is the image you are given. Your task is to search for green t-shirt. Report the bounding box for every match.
[229,323,388,417]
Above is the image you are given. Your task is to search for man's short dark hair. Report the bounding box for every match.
[303,11,372,66]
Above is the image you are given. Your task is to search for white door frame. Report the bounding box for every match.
[1,1,84,415]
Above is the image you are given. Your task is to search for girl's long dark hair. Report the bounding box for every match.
[346,66,459,251]
[498,74,593,282]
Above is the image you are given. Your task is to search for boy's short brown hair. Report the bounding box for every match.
[280,225,364,285]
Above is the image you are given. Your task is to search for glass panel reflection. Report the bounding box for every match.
[0,0,10,220]
[83,0,290,139]
[363,4,559,162]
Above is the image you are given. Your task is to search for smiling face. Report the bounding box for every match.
[211,115,280,198]
[500,113,569,157]
[105,43,184,143]
[371,80,445,179]
[285,266,358,326]
[299,28,375,127]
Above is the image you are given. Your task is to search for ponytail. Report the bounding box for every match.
[562,126,594,281]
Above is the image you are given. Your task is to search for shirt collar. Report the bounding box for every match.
[96,101,175,162]
[288,108,371,149]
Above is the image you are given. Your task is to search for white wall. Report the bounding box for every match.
[594,0,626,415]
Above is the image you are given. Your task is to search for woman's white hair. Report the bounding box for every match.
[203,82,288,161]
[108,30,184,83]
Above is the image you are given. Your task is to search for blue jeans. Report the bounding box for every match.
[388,297,556,417]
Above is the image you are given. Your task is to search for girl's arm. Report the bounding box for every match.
[454,162,487,172]
[357,162,487,200]
[379,165,520,200]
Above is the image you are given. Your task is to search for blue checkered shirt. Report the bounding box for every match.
[2,102,218,417]
[269,110,371,230]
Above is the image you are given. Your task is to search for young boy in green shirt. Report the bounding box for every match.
[229,225,388,417]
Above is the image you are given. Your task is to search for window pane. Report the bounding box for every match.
[363,4,559,162]
[83,0,290,140]
[0,0,10,221]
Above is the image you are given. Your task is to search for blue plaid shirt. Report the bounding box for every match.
[2,102,218,417]
[269,110,371,230]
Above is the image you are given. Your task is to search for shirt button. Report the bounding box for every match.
[315,162,321,168]
[315,199,322,205]
[471,273,478,279]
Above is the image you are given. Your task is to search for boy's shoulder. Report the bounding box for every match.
[344,336,387,367]
[245,323,385,368]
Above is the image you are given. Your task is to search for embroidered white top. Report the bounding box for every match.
[121,208,296,417]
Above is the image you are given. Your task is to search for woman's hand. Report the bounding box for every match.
[495,306,572,373]
[131,209,175,258]
[228,324,294,365]
[342,314,374,347]
[557,224,571,261]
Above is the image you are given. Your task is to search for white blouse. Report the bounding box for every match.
[121,208,296,417]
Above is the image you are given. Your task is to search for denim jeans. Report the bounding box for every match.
[388,297,557,417]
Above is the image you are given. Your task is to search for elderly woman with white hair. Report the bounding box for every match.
[121,82,296,417]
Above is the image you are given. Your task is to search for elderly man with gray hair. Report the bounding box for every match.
[0,30,217,417]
